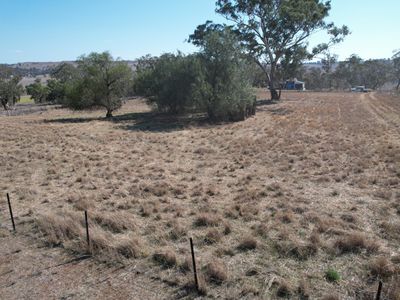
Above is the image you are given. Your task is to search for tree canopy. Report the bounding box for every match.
[191,0,349,99]
[193,28,256,120]
[393,50,400,90]
[65,52,133,117]
[0,76,23,110]
[135,29,255,121]
[26,79,50,103]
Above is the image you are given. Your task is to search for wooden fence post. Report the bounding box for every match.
[375,280,383,300]
[7,193,16,232]
[190,237,199,291]
[84,211,90,252]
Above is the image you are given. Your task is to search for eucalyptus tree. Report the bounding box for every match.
[0,76,23,110]
[191,0,349,100]
[65,52,133,118]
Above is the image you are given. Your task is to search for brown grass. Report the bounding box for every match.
[193,213,221,227]
[368,257,396,278]
[334,232,380,254]
[276,279,293,297]
[2,92,400,298]
[204,260,228,284]
[237,235,258,251]
[153,249,177,268]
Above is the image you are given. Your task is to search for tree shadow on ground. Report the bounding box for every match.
[44,111,215,132]
[256,98,292,116]
[256,98,277,106]
[114,111,213,132]
[44,98,289,131]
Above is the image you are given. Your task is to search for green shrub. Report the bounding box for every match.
[325,268,341,282]
[134,53,200,114]
[134,29,256,121]
[192,28,256,121]
[64,52,132,117]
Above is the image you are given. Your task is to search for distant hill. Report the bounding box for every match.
[4,60,138,78]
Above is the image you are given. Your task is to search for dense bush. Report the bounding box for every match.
[192,29,256,121]
[134,30,256,121]
[64,52,133,117]
[134,53,201,114]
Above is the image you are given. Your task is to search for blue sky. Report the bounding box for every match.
[0,0,399,63]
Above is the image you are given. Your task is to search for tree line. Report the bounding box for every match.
[3,1,397,120]
[298,52,400,91]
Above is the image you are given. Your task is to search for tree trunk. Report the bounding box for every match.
[270,88,281,100]
[1,101,8,111]
[269,65,281,101]
[106,109,113,118]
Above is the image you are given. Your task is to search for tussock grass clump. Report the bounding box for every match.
[380,221,400,240]
[114,235,145,259]
[297,279,310,299]
[15,186,38,201]
[276,211,295,223]
[35,212,82,246]
[193,213,221,227]
[368,257,395,278]
[252,222,269,237]
[204,260,228,284]
[275,240,318,260]
[238,236,258,251]
[387,276,400,300]
[86,228,114,255]
[276,279,293,297]
[373,189,392,200]
[204,229,222,244]
[169,222,187,240]
[67,192,92,211]
[153,249,177,268]
[334,232,380,254]
[179,256,192,273]
[142,181,170,197]
[340,213,357,223]
[92,212,136,233]
[223,221,232,235]
[36,211,145,260]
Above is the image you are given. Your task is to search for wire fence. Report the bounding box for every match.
[2,192,398,299]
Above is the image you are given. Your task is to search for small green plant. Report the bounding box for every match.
[325,268,341,282]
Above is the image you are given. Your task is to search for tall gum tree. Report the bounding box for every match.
[192,0,349,100]
[393,50,400,90]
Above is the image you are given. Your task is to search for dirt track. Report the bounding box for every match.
[1,91,399,299]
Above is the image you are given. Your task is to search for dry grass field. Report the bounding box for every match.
[0,91,399,299]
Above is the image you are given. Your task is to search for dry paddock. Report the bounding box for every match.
[0,91,399,299]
